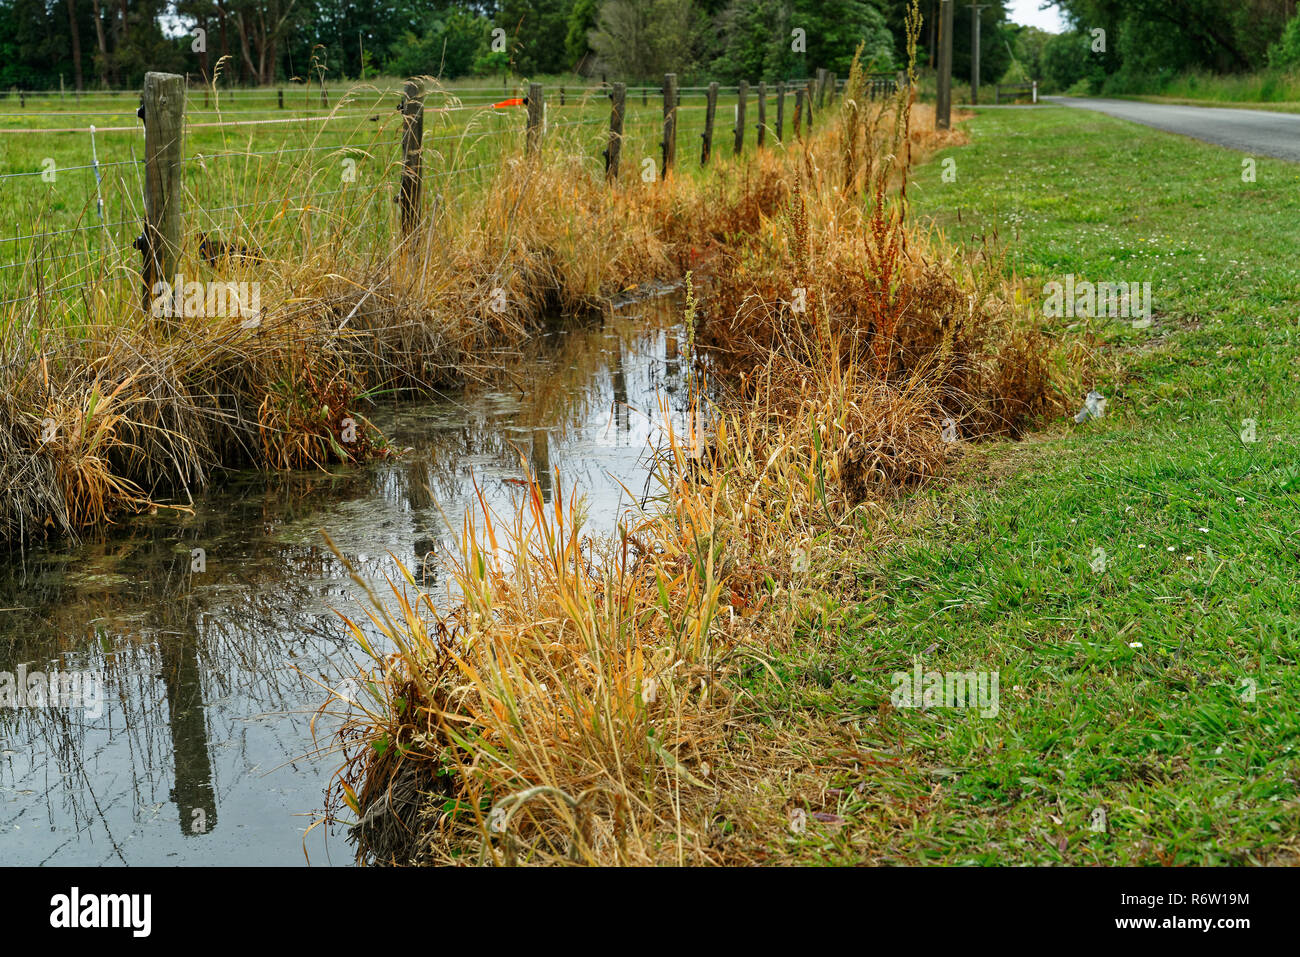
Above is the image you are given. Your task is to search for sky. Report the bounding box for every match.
[1005,0,1070,33]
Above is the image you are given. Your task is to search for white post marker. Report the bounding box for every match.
[89,124,105,221]
[1032,80,1038,104]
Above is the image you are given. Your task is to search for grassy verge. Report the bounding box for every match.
[1101,94,1300,114]
[751,104,1300,864]
[1091,67,1300,108]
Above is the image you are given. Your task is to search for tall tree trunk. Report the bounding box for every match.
[266,38,278,85]
[235,13,258,84]
[197,15,210,81]
[65,0,84,91]
[90,0,108,87]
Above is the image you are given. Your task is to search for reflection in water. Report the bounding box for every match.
[0,293,690,865]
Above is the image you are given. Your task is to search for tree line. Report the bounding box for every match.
[1042,0,1300,93]
[15,1,1288,96]
[0,0,1036,90]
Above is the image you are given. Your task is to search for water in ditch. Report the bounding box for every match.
[0,292,691,865]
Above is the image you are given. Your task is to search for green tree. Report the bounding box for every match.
[387,7,492,78]
[1268,8,1300,67]
[711,0,894,82]
[565,0,599,69]
[1041,28,1104,92]
[497,0,577,75]
[588,0,707,80]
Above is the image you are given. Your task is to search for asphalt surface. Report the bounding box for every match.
[1041,96,1300,163]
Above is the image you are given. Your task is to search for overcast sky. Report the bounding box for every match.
[1005,0,1070,33]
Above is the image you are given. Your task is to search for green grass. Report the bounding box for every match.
[1104,94,1300,115]
[748,104,1300,864]
[1099,67,1300,106]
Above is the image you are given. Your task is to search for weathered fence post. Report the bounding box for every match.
[701,81,718,165]
[398,78,426,234]
[277,88,283,109]
[805,79,815,129]
[793,87,804,140]
[775,81,785,142]
[756,81,766,148]
[526,82,544,155]
[661,73,677,178]
[604,82,625,182]
[937,0,953,130]
[816,67,828,107]
[733,80,747,156]
[135,71,185,315]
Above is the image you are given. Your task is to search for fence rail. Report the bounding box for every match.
[994,82,1039,104]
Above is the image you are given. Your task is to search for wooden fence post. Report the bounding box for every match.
[733,80,747,156]
[775,81,785,142]
[135,71,185,315]
[756,81,766,148]
[816,67,828,107]
[793,87,804,140]
[661,73,677,178]
[277,88,283,109]
[526,82,544,155]
[604,82,625,182]
[398,78,426,234]
[701,81,718,165]
[805,79,815,129]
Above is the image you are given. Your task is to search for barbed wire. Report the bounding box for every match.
[0,159,141,180]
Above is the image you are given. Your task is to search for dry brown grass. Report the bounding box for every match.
[0,115,793,547]
[322,35,1066,867]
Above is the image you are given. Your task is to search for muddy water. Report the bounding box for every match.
[0,293,690,865]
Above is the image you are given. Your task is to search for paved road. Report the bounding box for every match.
[1043,96,1300,163]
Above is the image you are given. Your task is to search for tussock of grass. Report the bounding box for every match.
[325,33,1065,866]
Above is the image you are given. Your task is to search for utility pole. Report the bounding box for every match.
[969,3,988,106]
[929,0,938,69]
[937,0,953,130]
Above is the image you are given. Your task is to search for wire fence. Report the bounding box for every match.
[0,70,898,322]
